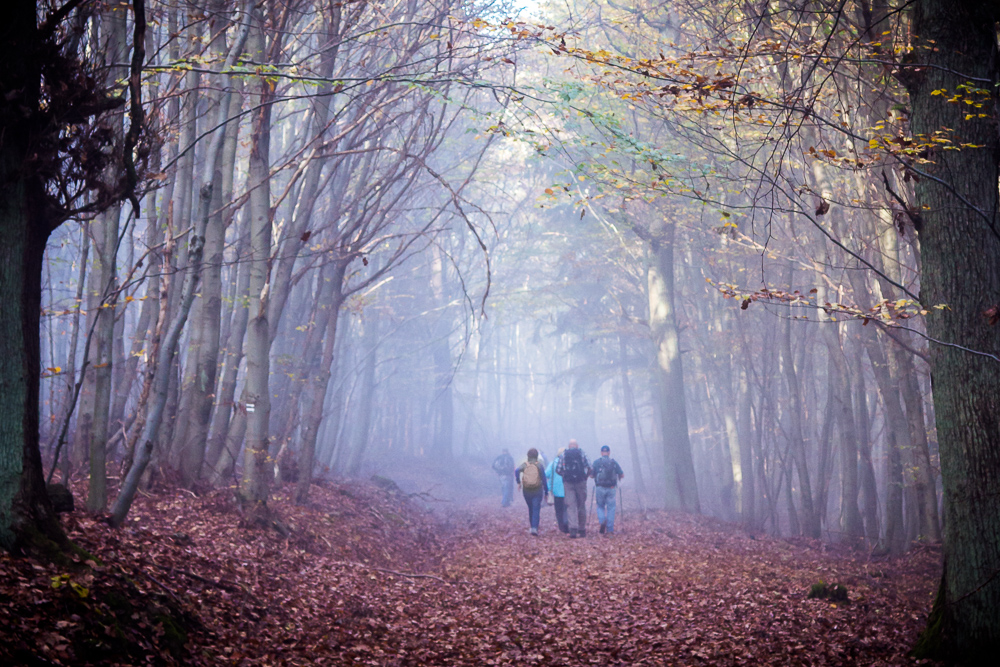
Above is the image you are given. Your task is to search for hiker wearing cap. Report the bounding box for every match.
[556,439,591,538]
[591,445,624,535]
[515,448,549,535]
[545,448,569,533]
[492,448,515,507]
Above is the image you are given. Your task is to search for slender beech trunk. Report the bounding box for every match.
[346,311,378,476]
[619,333,646,497]
[177,6,241,486]
[737,367,755,531]
[267,5,341,340]
[779,262,819,538]
[819,298,863,543]
[57,227,89,481]
[239,9,275,513]
[847,270,908,554]
[853,358,879,541]
[205,212,250,476]
[295,262,346,502]
[111,10,250,527]
[429,247,454,458]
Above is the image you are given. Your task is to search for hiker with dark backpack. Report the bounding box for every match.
[492,448,515,507]
[591,445,624,536]
[515,448,549,535]
[556,439,591,538]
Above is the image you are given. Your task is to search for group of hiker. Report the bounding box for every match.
[491,439,624,537]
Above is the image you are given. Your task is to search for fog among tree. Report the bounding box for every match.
[2,0,998,662]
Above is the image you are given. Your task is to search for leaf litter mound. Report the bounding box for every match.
[1,480,942,666]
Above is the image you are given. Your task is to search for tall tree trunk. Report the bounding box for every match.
[111,8,250,527]
[296,262,346,502]
[908,0,1000,656]
[429,247,454,458]
[647,232,699,513]
[847,271,908,553]
[346,311,378,476]
[177,5,241,486]
[0,1,75,552]
[239,9,275,513]
[619,333,647,497]
[853,356,879,542]
[57,226,89,482]
[267,5,341,341]
[779,262,819,538]
[737,366,755,531]
[205,209,250,476]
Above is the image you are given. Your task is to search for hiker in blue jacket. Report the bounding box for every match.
[515,448,549,536]
[545,447,569,533]
[492,449,515,507]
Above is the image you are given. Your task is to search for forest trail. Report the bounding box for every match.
[1,481,940,666]
[409,499,940,666]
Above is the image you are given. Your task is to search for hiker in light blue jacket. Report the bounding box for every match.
[545,447,569,534]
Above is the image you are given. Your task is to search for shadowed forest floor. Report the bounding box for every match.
[1,478,943,666]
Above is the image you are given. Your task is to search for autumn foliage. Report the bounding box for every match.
[1,479,941,665]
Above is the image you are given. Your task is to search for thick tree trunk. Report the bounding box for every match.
[0,1,65,552]
[647,233,699,513]
[908,0,1000,657]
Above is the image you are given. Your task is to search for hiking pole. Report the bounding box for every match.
[618,484,625,535]
[588,484,595,530]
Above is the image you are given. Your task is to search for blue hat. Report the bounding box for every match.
[600,445,610,452]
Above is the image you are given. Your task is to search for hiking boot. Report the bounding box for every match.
[569,530,578,538]
[579,529,586,538]
[599,522,606,534]
[530,527,538,536]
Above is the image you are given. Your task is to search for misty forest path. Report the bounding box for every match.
[0,481,940,666]
[328,497,940,666]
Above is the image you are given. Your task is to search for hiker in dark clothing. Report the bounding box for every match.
[515,448,549,535]
[556,439,591,538]
[591,445,625,535]
[492,448,515,507]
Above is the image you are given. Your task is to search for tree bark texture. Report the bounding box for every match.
[908,0,1000,657]
[0,0,65,552]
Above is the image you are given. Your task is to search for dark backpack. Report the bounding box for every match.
[594,458,618,487]
[560,448,588,483]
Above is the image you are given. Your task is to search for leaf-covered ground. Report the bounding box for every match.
[1,479,943,665]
